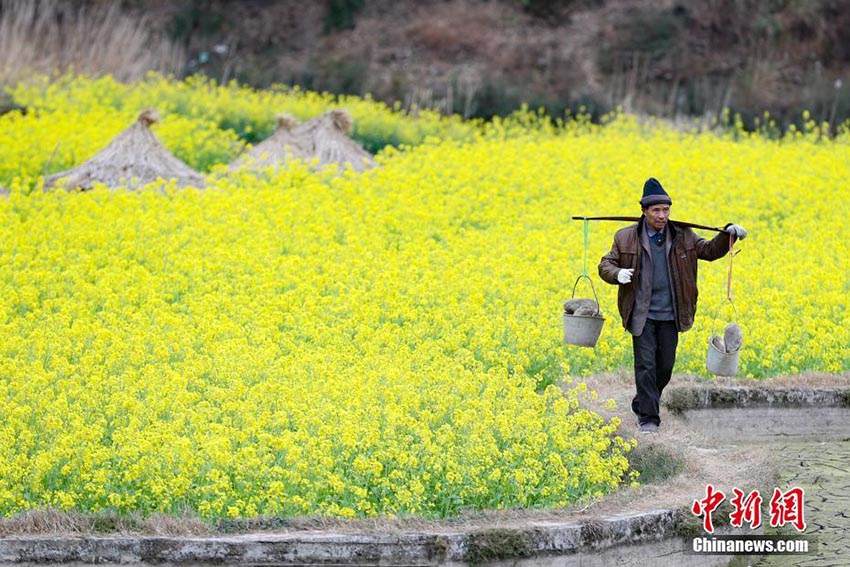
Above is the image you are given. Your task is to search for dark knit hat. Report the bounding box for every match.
[640,177,672,207]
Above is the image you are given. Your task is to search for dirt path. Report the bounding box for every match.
[754,439,850,566]
[578,372,850,566]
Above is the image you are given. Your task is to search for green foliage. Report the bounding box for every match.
[4,73,482,163]
[628,444,685,484]
[517,0,604,20]
[518,0,565,20]
[324,0,365,33]
[465,528,536,563]
[314,55,370,96]
[167,0,224,42]
[622,7,681,56]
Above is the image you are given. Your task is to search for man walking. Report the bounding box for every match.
[598,178,747,432]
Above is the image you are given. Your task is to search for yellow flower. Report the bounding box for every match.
[0,73,844,521]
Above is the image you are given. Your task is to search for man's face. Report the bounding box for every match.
[644,204,670,231]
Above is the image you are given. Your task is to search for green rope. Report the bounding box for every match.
[582,218,589,277]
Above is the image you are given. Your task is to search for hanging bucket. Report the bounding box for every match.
[706,298,740,376]
[563,313,605,347]
[563,275,605,348]
[706,337,739,376]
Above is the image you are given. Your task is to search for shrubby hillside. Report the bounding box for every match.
[2,0,849,129]
[133,0,850,127]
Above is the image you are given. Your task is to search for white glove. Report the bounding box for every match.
[725,224,748,240]
[617,268,634,284]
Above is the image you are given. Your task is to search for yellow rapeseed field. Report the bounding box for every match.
[0,75,847,520]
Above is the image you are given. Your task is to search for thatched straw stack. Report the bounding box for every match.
[228,114,309,171]
[232,109,374,174]
[43,109,205,192]
[295,109,374,172]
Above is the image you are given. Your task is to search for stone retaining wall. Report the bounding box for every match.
[0,509,726,566]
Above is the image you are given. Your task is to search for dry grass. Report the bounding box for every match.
[42,109,205,191]
[0,0,185,86]
[295,109,375,172]
[0,508,211,536]
[405,1,498,61]
[142,513,212,536]
[228,113,310,171]
[0,508,89,536]
[229,109,374,173]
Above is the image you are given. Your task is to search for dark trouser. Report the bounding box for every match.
[631,319,678,426]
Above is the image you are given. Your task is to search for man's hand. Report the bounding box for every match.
[725,224,748,240]
[617,268,634,284]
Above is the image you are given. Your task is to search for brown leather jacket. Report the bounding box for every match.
[598,217,732,333]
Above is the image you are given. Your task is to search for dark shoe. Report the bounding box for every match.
[639,422,659,433]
